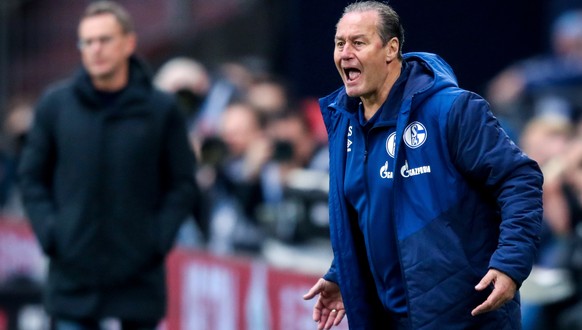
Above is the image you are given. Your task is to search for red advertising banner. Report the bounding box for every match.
[0,221,350,330]
[0,218,45,283]
[166,249,349,330]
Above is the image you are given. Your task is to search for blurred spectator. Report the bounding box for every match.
[220,56,270,96]
[246,75,291,118]
[153,56,274,154]
[258,109,330,243]
[519,113,582,329]
[263,110,328,200]
[193,57,270,142]
[487,9,582,141]
[153,57,211,249]
[301,97,329,146]
[0,96,34,218]
[153,56,211,122]
[219,102,271,186]
[194,136,229,243]
[546,137,582,330]
[17,2,197,329]
[490,9,582,330]
[198,101,271,254]
[520,113,574,260]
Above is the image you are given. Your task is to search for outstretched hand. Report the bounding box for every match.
[303,278,346,330]
[472,269,517,316]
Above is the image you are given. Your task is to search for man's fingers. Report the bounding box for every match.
[334,310,346,326]
[473,270,517,317]
[473,269,517,316]
[472,284,505,316]
[475,273,494,291]
[471,296,494,316]
[303,278,346,328]
[323,309,338,330]
[318,309,345,329]
[303,279,324,300]
[317,310,331,330]
[312,300,323,322]
[302,288,317,300]
[472,296,505,316]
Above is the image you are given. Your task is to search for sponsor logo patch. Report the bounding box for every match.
[380,161,393,179]
[385,132,396,158]
[400,160,431,178]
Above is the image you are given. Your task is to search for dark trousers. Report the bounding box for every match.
[390,313,410,330]
[52,318,159,330]
[396,316,410,330]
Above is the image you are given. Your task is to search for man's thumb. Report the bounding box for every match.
[303,278,324,300]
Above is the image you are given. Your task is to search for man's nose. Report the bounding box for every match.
[338,45,353,59]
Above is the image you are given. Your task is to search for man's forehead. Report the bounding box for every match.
[78,13,121,36]
[335,11,378,38]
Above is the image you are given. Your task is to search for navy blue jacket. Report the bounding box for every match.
[320,53,543,329]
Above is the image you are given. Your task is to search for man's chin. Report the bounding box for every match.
[344,87,361,98]
[88,68,114,80]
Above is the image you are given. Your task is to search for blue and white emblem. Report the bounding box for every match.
[403,121,427,149]
[385,132,396,158]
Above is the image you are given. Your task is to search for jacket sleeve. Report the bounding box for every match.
[446,91,543,286]
[323,258,338,283]
[155,102,198,255]
[17,93,58,256]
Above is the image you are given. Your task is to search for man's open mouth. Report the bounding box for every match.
[344,68,361,82]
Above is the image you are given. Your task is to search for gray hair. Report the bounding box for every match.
[81,1,134,34]
[341,1,405,59]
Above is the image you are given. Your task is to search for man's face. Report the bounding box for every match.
[334,11,392,98]
[219,104,261,157]
[78,13,135,82]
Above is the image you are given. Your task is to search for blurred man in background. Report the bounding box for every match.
[17,1,197,329]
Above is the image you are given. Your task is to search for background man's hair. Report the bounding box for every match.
[81,1,134,34]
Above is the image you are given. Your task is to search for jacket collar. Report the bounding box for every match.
[73,56,154,112]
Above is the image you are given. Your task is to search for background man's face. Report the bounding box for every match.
[78,13,135,83]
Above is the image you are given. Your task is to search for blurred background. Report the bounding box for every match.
[2,0,582,329]
[2,0,575,103]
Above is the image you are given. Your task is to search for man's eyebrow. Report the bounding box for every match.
[350,34,367,39]
[335,33,367,40]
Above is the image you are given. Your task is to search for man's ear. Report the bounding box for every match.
[124,32,137,56]
[386,37,399,62]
